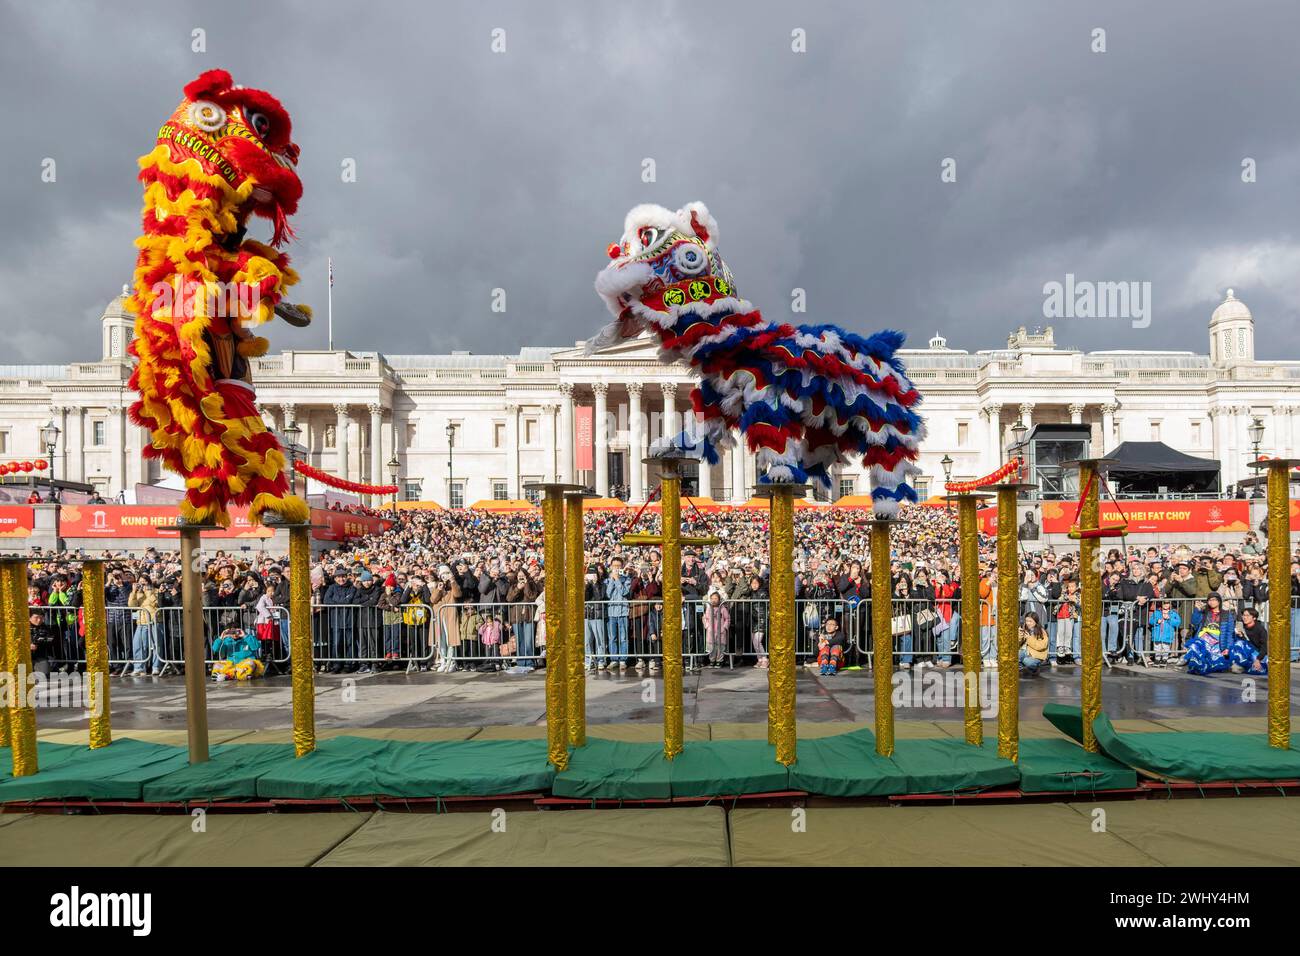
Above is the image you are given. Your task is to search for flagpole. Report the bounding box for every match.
[327,257,334,351]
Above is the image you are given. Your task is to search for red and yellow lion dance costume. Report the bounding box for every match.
[127,70,310,527]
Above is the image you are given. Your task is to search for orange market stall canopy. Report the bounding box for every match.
[468,499,538,512]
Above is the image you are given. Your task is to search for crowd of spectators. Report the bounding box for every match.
[18,502,1300,680]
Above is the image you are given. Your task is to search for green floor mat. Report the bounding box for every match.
[141,744,295,802]
[552,739,673,799]
[0,739,191,801]
[887,737,1021,794]
[0,812,371,866]
[1015,738,1137,792]
[316,807,731,866]
[788,729,910,797]
[669,739,790,797]
[1091,713,1300,783]
[729,804,1158,867]
[253,736,554,799]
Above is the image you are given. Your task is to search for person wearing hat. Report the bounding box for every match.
[355,569,381,674]
[322,568,358,674]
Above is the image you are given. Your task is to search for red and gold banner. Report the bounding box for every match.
[575,405,594,472]
[978,499,1251,536]
[309,508,393,542]
[58,504,275,539]
[0,505,34,538]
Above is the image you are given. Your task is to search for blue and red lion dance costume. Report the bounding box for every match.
[592,202,925,515]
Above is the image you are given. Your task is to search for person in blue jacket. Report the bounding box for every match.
[1229,606,1268,674]
[603,558,633,672]
[1147,598,1181,667]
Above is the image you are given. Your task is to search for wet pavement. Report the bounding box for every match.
[33,661,1300,732]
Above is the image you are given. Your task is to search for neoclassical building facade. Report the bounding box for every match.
[0,288,1297,505]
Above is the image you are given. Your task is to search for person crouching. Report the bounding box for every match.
[817,617,846,676]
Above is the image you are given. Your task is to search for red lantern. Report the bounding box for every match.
[19,461,32,473]
[0,464,8,476]
[34,459,47,471]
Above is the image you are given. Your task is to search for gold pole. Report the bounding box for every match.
[1078,463,1102,754]
[289,525,316,757]
[178,526,210,764]
[767,485,797,766]
[660,465,685,760]
[1265,461,1292,749]
[0,562,10,750]
[870,520,894,757]
[81,560,111,749]
[541,488,569,769]
[564,493,586,747]
[1,558,37,775]
[995,487,1020,762]
[956,496,983,746]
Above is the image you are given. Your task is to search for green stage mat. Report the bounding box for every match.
[1044,703,1300,783]
[0,739,191,801]
[2,722,1135,803]
[315,806,731,866]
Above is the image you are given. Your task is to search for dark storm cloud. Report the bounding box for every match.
[3,0,1299,363]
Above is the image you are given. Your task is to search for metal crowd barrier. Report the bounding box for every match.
[312,602,435,669]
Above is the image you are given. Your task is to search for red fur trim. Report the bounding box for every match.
[184,69,234,102]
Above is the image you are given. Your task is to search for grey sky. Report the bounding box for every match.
[3,0,1299,363]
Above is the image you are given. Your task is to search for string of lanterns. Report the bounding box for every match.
[0,460,49,477]
[944,457,1023,495]
[294,460,398,495]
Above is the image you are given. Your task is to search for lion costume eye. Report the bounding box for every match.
[246,111,272,138]
[637,226,662,251]
[187,100,227,133]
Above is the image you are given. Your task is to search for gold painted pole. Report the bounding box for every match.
[955,496,984,746]
[869,520,894,757]
[767,485,797,766]
[0,563,10,750]
[994,487,1020,762]
[660,465,685,760]
[81,560,111,749]
[1078,464,1103,754]
[564,493,586,747]
[1,558,37,775]
[1264,461,1292,749]
[178,526,210,764]
[541,488,569,769]
[289,525,316,758]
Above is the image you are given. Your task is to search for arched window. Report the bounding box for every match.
[1225,331,1234,359]
[1238,329,1247,358]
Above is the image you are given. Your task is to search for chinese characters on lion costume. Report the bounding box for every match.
[592,202,925,515]
[127,70,311,527]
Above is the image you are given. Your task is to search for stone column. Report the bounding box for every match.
[1069,402,1085,425]
[68,407,84,484]
[627,383,645,503]
[1209,407,1226,492]
[1232,404,1252,491]
[660,382,678,443]
[52,406,68,486]
[368,403,384,504]
[333,403,350,484]
[505,403,520,499]
[593,382,609,497]
[698,455,713,499]
[1018,402,1034,434]
[983,404,1002,471]
[730,444,747,502]
[1101,403,1117,455]
[558,383,575,484]
[542,403,559,482]
[107,405,124,498]
[1289,404,1298,459]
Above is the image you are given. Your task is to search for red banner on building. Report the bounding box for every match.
[58,504,275,539]
[0,505,33,539]
[575,404,594,472]
[309,508,393,542]
[978,499,1251,536]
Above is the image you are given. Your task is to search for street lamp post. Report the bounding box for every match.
[1248,417,1266,498]
[282,421,302,498]
[445,423,456,508]
[387,455,400,508]
[940,453,954,510]
[39,419,61,503]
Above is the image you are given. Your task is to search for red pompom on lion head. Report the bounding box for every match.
[158,69,302,246]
